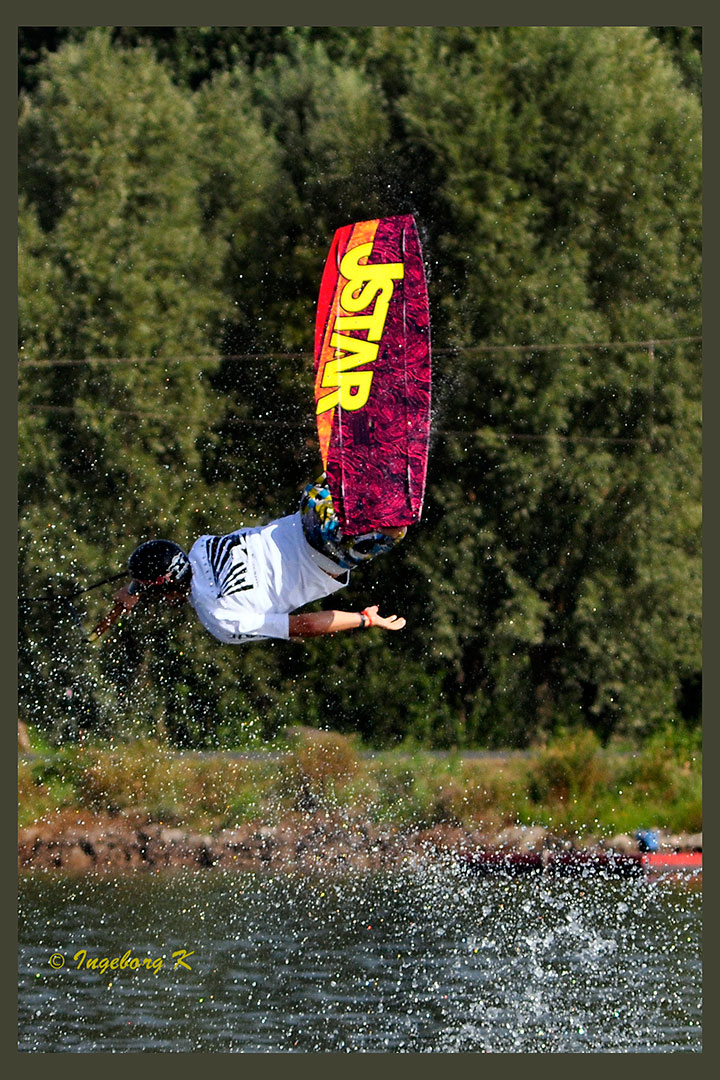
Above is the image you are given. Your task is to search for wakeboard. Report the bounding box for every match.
[314,215,431,534]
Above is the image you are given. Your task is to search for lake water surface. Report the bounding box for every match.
[18,864,701,1052]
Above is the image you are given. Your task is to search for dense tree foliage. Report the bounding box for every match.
[18,27,701,747]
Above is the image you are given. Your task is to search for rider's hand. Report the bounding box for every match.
[114,584,139,611]
[362,605,406,631]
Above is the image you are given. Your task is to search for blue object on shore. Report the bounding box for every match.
[636,829,660,853]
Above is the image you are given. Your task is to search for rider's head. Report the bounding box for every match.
[127,540,192,601]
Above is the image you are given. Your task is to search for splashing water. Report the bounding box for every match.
[19,860,701,1052]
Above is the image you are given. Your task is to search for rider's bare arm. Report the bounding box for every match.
[288,605,406,638]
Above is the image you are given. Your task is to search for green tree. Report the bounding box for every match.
[18,27,701,749]
[650,26,702,95]
[18,29,228,736]
[382,26,702,741]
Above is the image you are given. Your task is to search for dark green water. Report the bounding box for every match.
[18,864,701,1052]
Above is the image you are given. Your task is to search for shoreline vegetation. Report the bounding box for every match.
[18,725,701,874]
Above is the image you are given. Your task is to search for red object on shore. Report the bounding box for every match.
[643,852,702,871]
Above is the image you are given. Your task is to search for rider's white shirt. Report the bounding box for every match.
[188,512,348,644]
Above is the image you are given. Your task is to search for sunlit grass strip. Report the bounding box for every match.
[18,726,701,838]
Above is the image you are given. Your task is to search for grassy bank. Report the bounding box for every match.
[18,725,701,840]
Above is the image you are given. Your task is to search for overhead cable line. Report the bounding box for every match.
[17,335,702,371]
[22,404,660,445]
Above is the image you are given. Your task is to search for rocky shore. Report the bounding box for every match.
[18,810,702,875]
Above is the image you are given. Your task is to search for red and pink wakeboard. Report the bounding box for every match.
[314,215,431,533]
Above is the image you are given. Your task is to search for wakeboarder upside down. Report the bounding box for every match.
[90,475,407,644]
[92,213,430,646]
